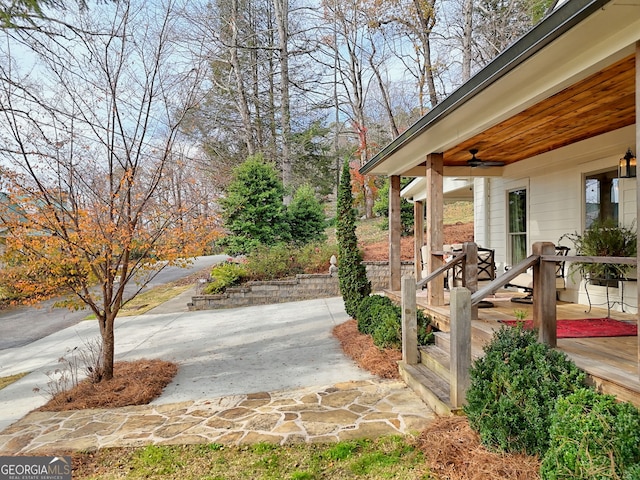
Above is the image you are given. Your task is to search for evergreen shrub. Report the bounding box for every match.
[355,294,433,348]
[464,326,586,456]
[416,309,434,345]
[356,295,395,335]
[203,262,248,294]
[540,388,640,479]
[372,309,402,349]
[624,464,640,480]
[288,184,327,245]
[220,155,291,255]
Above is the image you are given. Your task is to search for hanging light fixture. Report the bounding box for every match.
[618,148,636,178]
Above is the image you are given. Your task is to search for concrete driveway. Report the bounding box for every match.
[0,294,373,431]
[0,255,228,350]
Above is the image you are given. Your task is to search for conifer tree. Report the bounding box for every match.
[288,184,327,245]
[336,159,371,317]
[221,155,291,254]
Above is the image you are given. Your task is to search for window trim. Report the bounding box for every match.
[506,186,528,266]
[583,167,619,230]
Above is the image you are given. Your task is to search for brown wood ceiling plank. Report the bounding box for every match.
[445,55,636,167]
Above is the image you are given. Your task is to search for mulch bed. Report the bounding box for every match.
[36,359,178,411]
[418,416,541,479]
[332,319,401,379]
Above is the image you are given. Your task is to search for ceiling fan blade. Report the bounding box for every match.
[467,149,505,167]
[478,160,506,167]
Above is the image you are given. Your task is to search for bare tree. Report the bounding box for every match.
[0,0,216,381]
[320,0,376,217]
[463,0,553,71]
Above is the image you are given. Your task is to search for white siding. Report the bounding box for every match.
[473,126,638,313]
[619,177,638,229]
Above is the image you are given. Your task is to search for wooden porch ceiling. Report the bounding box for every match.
[434,54,636,168]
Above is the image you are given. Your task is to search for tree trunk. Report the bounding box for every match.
[412,0,438,108]
[368,35,399,138]
[98,313,116,381]
[272,0,292,203]
[230,0,256,155]
[461,0,473,81]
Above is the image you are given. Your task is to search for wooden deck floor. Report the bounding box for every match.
[386,289,640,406]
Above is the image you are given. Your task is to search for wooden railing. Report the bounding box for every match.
[470,254,538,304]
[402,241,638,408]
[416,251,465,290]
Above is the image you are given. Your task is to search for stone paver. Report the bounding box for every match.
[0,379,434,454]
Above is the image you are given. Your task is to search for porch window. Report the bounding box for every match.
[508,188,527,265]
[585,169,618,228]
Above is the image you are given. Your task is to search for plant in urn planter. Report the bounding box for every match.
[560,219,637,287]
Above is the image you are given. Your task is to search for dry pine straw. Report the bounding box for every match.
[417,417,541,480]
[333,318,541,480]
[36,359,177,411]
[332,319,401,379]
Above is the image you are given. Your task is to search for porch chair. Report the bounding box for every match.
[506,245,570,304]
[450,246,496,307]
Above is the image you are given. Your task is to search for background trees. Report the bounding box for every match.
[3,0,551,214]
[181,0,553,213]
[374,178,416,236]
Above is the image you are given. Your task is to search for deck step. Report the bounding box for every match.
[470,320,499,344]
[432,321,495,348]
[419,344,450,382]
[562,350,640,407]
[398,361,455,416]
[433,330,448,349]
[433,331,485,361]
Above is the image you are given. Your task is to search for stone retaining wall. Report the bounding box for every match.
[188,261,415,310]
[189,274,339,310]
[365,261,415,291]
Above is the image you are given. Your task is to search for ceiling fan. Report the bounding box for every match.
[467,149,505,168]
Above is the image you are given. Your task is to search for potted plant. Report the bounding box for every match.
[560,219,637,287]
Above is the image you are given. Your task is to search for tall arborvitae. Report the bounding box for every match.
[336,159,371,317]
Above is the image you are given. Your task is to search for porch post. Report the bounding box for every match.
[450,287,471,408]
[414,200,424,281]
[635,42,640,379]
[389,175,402,291]
[401,276,418,365]
[462,242,479,320]
[426,153,444,306]
[533,242,557,347]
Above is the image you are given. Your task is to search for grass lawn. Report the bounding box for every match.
[72,436,430,479]
[0,372,28,390]
[117,283,193,317]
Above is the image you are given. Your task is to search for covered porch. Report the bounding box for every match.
[359,0,640,411]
